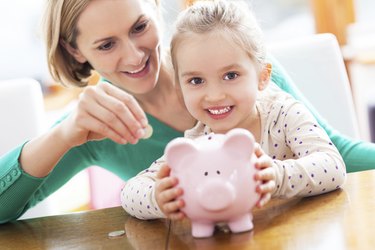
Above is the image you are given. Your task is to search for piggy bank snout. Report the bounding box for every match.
[197,180,235,211]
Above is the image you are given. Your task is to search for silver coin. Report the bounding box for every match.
[142,124,153,139]
[108,230,126,238]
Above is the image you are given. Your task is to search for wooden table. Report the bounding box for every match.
[1,170,375,249]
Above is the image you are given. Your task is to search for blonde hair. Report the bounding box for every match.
[170,0,266,80]
[43,0,160,87]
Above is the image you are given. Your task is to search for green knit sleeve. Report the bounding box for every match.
[0,143,47,223]
[270,55,375,172]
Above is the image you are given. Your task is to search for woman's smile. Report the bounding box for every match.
[123,57,151,78]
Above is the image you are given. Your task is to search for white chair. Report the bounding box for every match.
[0,79,90,219]
[0,78,46,155]
[0,78,54,219]
[267,33,360,139]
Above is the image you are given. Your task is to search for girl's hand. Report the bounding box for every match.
[59,81,148,147]
[254,143,276,208]
[155,164,185,220]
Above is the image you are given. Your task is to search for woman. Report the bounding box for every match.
[0,0,373,224]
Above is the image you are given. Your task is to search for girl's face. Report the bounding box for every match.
[175,32,269,134]
[69,0,161,94]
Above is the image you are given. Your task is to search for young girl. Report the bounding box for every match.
[121,0,346,220]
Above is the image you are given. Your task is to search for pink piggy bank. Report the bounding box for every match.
[165,128,260,238]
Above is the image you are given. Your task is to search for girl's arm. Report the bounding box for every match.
[270,56,375,172]
[269,96,346,198]
[121,158,166,220]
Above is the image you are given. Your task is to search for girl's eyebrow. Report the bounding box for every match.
[93,15,146,45]
[221,63,243,71]
[180,63,243,78]
[181,71,202,78]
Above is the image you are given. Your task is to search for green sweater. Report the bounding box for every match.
[1,57,374,223]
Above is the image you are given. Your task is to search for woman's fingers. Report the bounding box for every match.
[100,82,148,128]
[80,94,137,142]
[97,84,145,140]
[78,114,128,144]
[73,81,148,144]
[94,83,146,141]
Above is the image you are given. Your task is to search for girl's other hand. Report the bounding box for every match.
[155,164,185,220]
[253,143,276,208]
[60,81,148,147]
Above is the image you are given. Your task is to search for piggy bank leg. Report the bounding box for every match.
[228,213,254,233]
[191,221,215,238]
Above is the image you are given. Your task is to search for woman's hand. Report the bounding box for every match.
[254,143,276,208]
[60,81,148,147]
[155,164,185,220]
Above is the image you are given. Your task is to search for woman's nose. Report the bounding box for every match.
[121,40,144,66]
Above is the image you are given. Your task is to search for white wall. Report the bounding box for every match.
[0,0,50,83]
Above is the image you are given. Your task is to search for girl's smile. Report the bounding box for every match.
[206,106,234,120]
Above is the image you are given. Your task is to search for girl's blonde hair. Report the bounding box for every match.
[43,0,160,87]
[170,0,266,80]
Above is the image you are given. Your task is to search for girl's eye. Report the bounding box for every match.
[188,77,204,85]
[133,21,149,33]
[98,41,115,51]
[224,72,239,80]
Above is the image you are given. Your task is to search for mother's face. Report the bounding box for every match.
[69,0,162,94]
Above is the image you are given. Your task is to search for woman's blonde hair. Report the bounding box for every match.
[170,0,266,81]
[43,0,160,87]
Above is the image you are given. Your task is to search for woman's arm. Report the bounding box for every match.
[0,141,95,223]
[270,55,375,172]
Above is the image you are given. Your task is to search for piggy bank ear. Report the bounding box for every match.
[223,128,255,161]
[165,138,198,171]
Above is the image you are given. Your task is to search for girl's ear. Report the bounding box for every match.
[258,63,272,91]
[60,39,87,64]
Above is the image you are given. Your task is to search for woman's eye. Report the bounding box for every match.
[188,77,204,85]
[98,41,115,51]
[133,21,148,33]
[224,72,239,80]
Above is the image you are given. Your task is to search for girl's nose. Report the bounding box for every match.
[204,84,226,102]
[121,40,144,66]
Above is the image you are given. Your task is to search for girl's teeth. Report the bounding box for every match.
[208,107,231,115]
